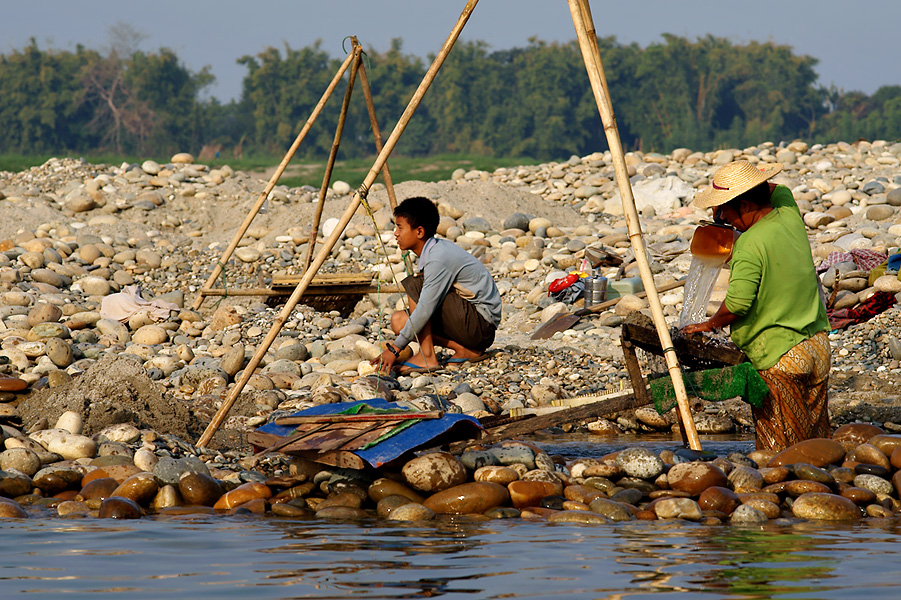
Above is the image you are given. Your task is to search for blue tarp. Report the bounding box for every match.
[255,398,482,468]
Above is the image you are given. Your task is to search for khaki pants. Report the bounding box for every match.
[402,274,495,352]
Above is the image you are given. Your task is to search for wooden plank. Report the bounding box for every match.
[274,411,443,426]
[337,423,402,451]
[293,450,367,470]
[621,338,651,406]
[247,429,376,463]
[271,272,373,287]
[251,422,332,456]
[622,312,746,368]
[201,284,403,297]
[315,421,384,452]
[451,392,648,452]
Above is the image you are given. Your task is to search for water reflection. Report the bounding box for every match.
[1,436,899,599]
[3,513,901,599]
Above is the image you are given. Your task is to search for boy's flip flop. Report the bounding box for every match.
[395,361,438,375]
[444,353,490,370]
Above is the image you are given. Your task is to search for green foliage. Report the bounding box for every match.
[813,85,901,142]
[0,33,895,163]
[276,153,543,188]
[0,40,98,153]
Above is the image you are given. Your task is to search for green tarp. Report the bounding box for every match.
[650,362,768,414]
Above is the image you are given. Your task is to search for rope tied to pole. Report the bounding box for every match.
[355,181,432,376]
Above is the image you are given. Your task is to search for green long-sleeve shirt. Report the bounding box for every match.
[723,185,829,370]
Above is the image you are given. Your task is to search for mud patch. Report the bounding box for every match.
[19,354,204,440]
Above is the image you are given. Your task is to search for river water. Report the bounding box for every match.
[2,436,900,600]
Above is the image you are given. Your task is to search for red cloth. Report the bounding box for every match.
[827,291,896,330]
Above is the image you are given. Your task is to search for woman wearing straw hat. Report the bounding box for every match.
[682,160,831,451]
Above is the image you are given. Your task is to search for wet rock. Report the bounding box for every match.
[178,472,223,506]
[697,486,741,514]
[653,497,703,520]
[666,461,728,495]
[730,504,769,523]
[402,452,468,493]
[615,447,664,479]
[548,510,611,524]
[791,492,861,520]
[423,482,509,514]
[768,439,846,468]
[213,482,272,510]
[387,503,435,521]
[508,480,558,508]
[99,496,142,519]
[588,497,634,521]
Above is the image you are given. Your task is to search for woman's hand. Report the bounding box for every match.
[681,320,715,335]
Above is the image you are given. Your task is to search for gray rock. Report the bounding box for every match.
[308,340,327,359]
[866,204,895,221]
[887,187,901,206]
[328,323,365,340]
[274,343,310,362]
[153,455,210,487]
[460,450,500,470]
[461,217,492,234]
[853,473,893,496]
[261,358,300,376]
[588,497,635,521]
[730,503,769,523]
[451,392,485,414]
[0,448,41,477]
[219,343,245,377]
[350,376,393,402]
[615,447,664,479]
[503,213,532,231]
[490,445,535,470]
[863,180,886,194]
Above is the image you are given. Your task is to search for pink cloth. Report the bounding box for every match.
[99,285,178,323]
[816,249,886,273]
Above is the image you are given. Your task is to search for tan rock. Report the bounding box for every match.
[508,480,559,508]
[213,482,272,510]
[667,461,728,495]
[112,473,160,505]
[473,465,520,485]
[423,482,509,515]
[768,438,846,468]
[402,452,468,493]
[209,306,242,331]
[791,492,861,520]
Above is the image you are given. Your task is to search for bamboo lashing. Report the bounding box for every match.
[567,0,701,450]
[197,0,481,448]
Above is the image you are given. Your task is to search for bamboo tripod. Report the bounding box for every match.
[196,0,701,450]
[191,37,408,312]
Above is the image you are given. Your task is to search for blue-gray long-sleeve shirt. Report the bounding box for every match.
[394,237,502,349]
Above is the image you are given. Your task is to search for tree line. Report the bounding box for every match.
[1,34,898,161]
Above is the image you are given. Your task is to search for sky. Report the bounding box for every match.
[3,1,899,103]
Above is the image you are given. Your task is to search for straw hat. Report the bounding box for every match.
[692,160,783,209]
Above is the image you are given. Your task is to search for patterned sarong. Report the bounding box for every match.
[752,331,831,451]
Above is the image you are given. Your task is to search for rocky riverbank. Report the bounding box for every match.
[0,140,900,522]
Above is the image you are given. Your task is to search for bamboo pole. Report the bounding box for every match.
[197,0,481,448]
[191,50,357,311]
[357,47,398,211]
[568,0,701,450]
[357,48,414,274]
[303,43,363,273]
